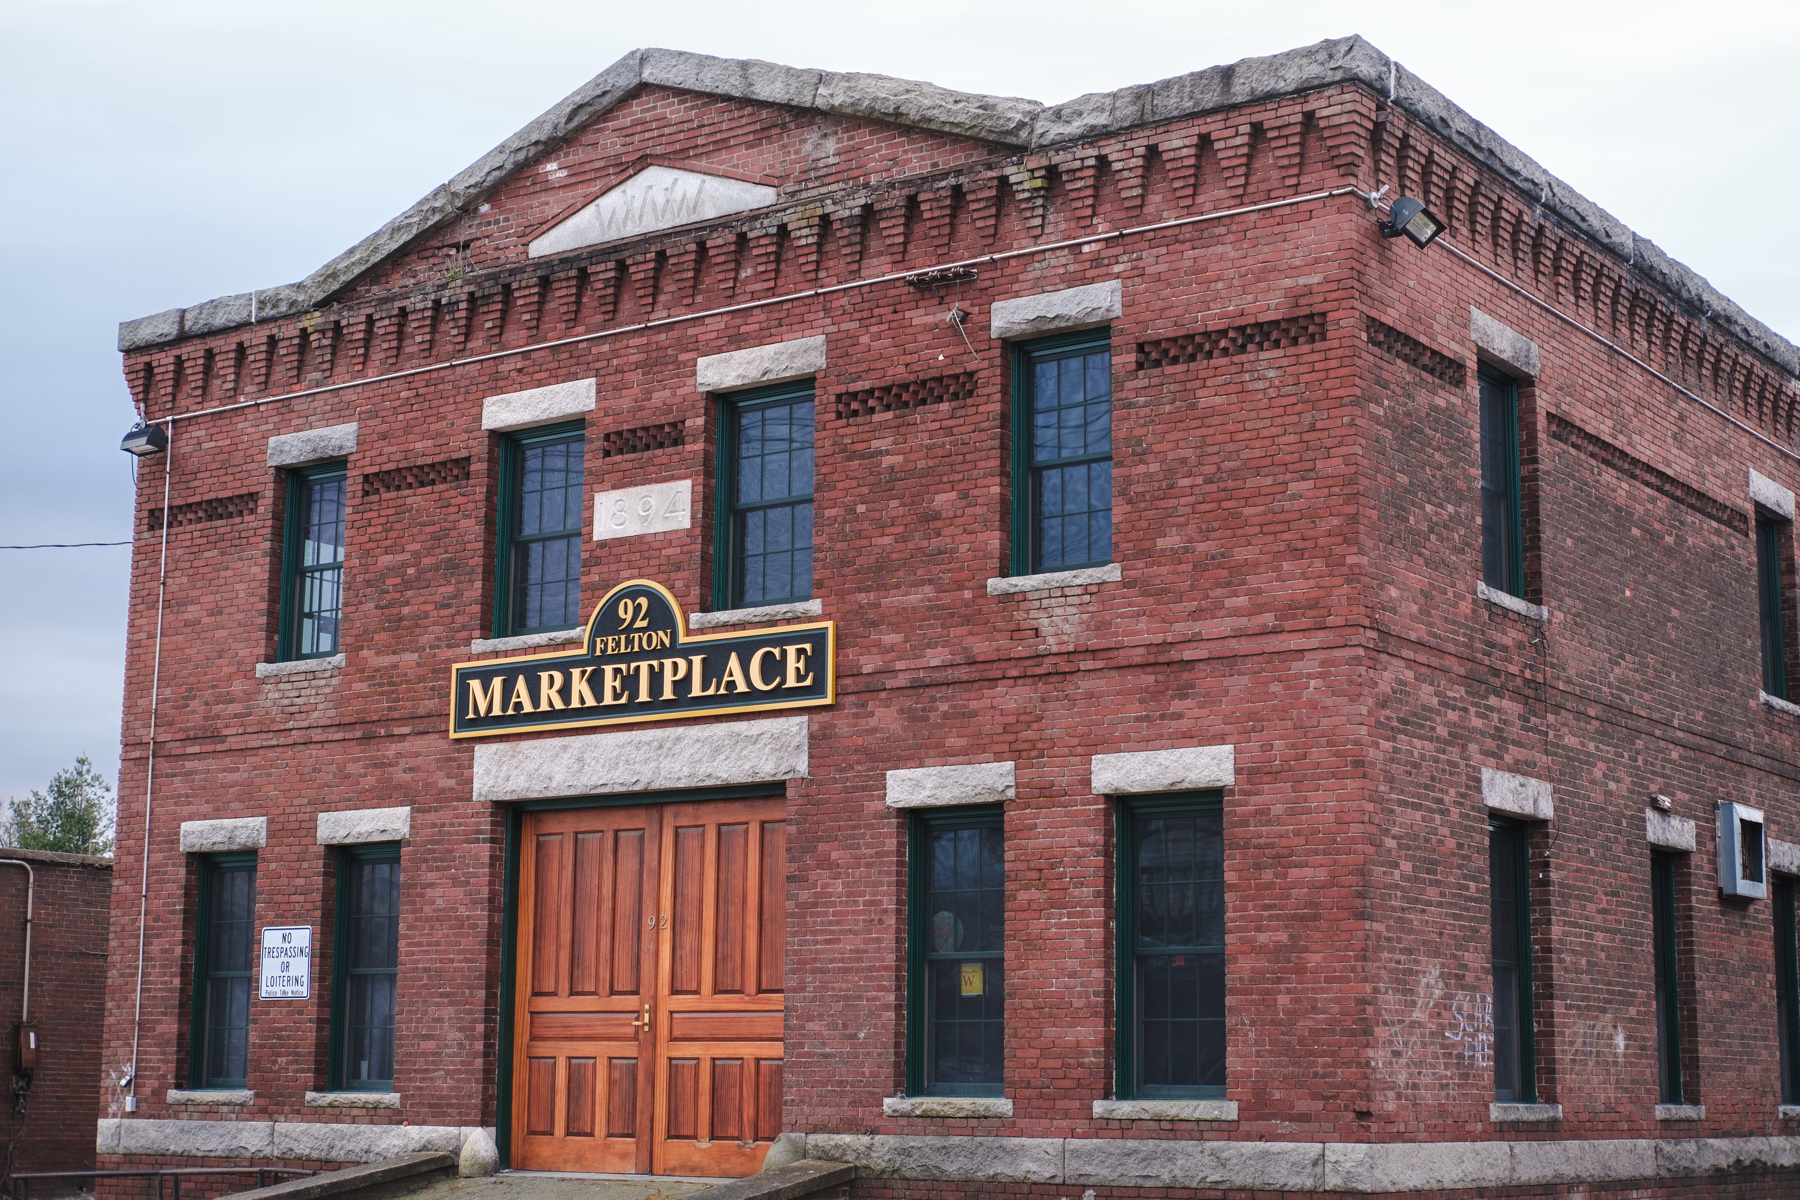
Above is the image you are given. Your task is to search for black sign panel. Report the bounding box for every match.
[450,580,834,739]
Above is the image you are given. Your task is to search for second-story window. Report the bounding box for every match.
[716,383,814,609]
[1757,510,1793,699]
[1013,332,1113,575]
[1479,367,1524,598]
[279,463,347,661]
[495,423,585,637]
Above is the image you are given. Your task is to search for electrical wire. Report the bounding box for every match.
[0,541,131,549]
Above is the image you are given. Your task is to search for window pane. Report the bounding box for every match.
[1028,347,1112,573]
[202,863,255,1087]
[1479,373,1517,594]
[730,397,814,607]
[922,821,1003,1094]
[291,473,346,657]
[1652,853,1682,1103]
[1759,516,1788,698]
[1131,805,1224,1098]
[510,437,584,634]
[1490,823,1529,1102]
[343,856,400,1087]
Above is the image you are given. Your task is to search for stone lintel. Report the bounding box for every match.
[989,281,1121,341]
[317,806,411,846]
[1470,307,1540,377]
[1481,767,1553,821]
[179,817,267,854]
[473,715,807,802]
[885,762,1015,809]
[1750,468,1796,519]
[481,379,596,433]
[1645,809,1696,852]
[696,336,827,393]
[267,423,357,469]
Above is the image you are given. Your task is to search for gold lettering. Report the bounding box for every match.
[606,635,622,656]
[467,676,505,719]
[601,663,629,705]
[688,655,719,697]
[784,644,815,689]
[656,629,672,649]
[537,671,567,710]
[631,660,657,702]
[749,646,782,692]
[659,657,689,700]
[568,666,599,707]
[507,675,536,714]
[719,652,749,694]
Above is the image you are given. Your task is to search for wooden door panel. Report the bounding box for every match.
[515,797,783,1177]
[652,798,786,1176]
[513,807,659,1172]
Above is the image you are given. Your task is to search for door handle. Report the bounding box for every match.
[632,1004,652,1034]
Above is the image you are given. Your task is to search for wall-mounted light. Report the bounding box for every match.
[120,423,168,457]
[1379,196,1445,249]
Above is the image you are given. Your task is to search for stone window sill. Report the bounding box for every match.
[988,563,1122,596]
[1760,690,1800,718]
[1656,1103,1706,1121]
[470,628,582,655]
[691,599,823,630]
[1476,581,1548,622]
[167,1089,253,1106]
[1093,1099,1237,1121]
[1490,1102,1562,1123]
[882,1096,1012,1118]
[304,1091,401,1109]
[255,654,345,679]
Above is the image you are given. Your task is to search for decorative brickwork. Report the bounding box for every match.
[145,491,258,532]
[1366,313,1468,388]
[359,457,471,499]
[834,371,979,420]
[1134,313,1330,371]
[600,422,685,458]
[1549,413,1748,535]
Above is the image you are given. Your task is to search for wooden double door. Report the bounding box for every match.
[511,797,786,1176]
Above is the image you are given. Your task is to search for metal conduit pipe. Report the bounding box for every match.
[0,859,33,1028]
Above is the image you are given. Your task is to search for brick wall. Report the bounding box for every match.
[102,57,1800,1194]
[1,849,112,1175]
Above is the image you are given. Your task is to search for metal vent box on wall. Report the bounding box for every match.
[1718,802,1767,900]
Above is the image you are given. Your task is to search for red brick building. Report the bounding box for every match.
[103,35,1800,1197]
[4,849,112,1179]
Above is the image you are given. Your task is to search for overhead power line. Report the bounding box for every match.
[0,541,132,549]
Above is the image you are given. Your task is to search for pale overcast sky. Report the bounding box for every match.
[2,0,1796,800]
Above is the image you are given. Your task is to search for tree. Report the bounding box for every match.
[1,756,116,855]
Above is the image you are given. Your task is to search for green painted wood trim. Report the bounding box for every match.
[326,843,402,1092]
[712,381,816,610]
[905,806,1004,1097]
[495,803,522,1170]
[188,852,257,1090]
[1008,330,1113,577]
[1777,877,1800,1104]
[276,463,347,663]
[491,421,585,639]
[1114,792,1225,1101]
[1478,367,1524,598]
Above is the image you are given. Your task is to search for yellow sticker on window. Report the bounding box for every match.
[959,962,984,996]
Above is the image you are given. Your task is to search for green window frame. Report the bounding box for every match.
[1114,792,1225,1100]
[1651,851,1685,1104]
[713,382,815,610]
[493,421,586,638]
[1776,875,1800,1105]
[277,462,348,661]
[188,853,257,1090]
[1010,330,1114,577]
[1757,511,1791,700]
[1489,818,1535,1103]
[905,806,1004,1097]
[1478,366,1524,598]
[328,843,402,1091]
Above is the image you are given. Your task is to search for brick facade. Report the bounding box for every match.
[2,849,112,1177]
[102,37,1800,1197]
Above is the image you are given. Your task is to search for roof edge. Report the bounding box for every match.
[119,38,1798,377]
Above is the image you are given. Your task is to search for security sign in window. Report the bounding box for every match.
[261,926,311,999]
[450,579,835,738]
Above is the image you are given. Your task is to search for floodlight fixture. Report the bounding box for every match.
[1379,196,1445,249]
[121,423,169,456]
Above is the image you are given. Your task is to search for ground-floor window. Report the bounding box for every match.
[190,854,257,1089]
[1116,792,1225,1099]
[1775,875,1799,1104]
[330,844,401,1090]
[1490,818,1535,1103]
[1651,850,1686,1104]
[906,808,1004,1096]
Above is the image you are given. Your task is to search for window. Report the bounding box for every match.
[906,808,1003,1096]
[1651,851,1685,1104]
[1757,511,1791,699]
[278,463,347,660]
[715,383,814,609]
[1479,367,1523,598]
[329,844,401,1091]
[1115,793,1225,1099]
[1776,875,1800,1105]
[1490,818,1535,1102]
[1012,332,1113,576]
[189,854,256,1089]
[494,423,585,637]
